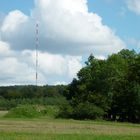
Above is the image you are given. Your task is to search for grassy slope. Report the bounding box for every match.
[0,111,140,140]
[0,118,140,140]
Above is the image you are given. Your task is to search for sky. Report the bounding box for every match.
[0,0,140,86]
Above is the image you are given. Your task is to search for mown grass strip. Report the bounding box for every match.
[0,132,140,140]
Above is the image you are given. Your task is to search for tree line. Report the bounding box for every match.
[0,85,66,99]
[0,85,67,110]
[0,49,140,123]
[62,49,140,123]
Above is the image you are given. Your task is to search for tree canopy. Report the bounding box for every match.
[63,49,140,123]
[0,49,140,123]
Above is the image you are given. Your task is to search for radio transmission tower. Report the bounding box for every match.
[35,22,39,86]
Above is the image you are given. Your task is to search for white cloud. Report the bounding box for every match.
[1,10,28,32]
[126,0,140,15]
[0,41,40,85]
[0,42,82,85]
[0,0,125,56]
[0,57,37,86]
[0,41,12,56]
[54,81,67,85]
[67,56,82,78]
[23,50,82,78]
[0,0,126,85]
[95,55,106,60]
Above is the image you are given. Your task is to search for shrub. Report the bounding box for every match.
[73,102,105,120]
[58,102,105,120]
[43,105,59,118]
[5,104,44,118]
[0,98,19,110]
[4,104,60,118]
[57,101,73,118]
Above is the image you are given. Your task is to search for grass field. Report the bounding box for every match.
[0,111,140,140]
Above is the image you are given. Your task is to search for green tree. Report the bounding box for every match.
[64,49,140,122]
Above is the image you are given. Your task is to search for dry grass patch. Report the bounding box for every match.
[0,119,140,136]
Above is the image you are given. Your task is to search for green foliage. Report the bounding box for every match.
[5,104,43,118]
[0,97,67,110]
[58,101,73,118]
[43,105,59,118]
[4,104,59,118]
[73,102,105,120]
[58,101,105,120]
[65,49,140,123]
[0,85,67,99]
[0,98,20,110]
